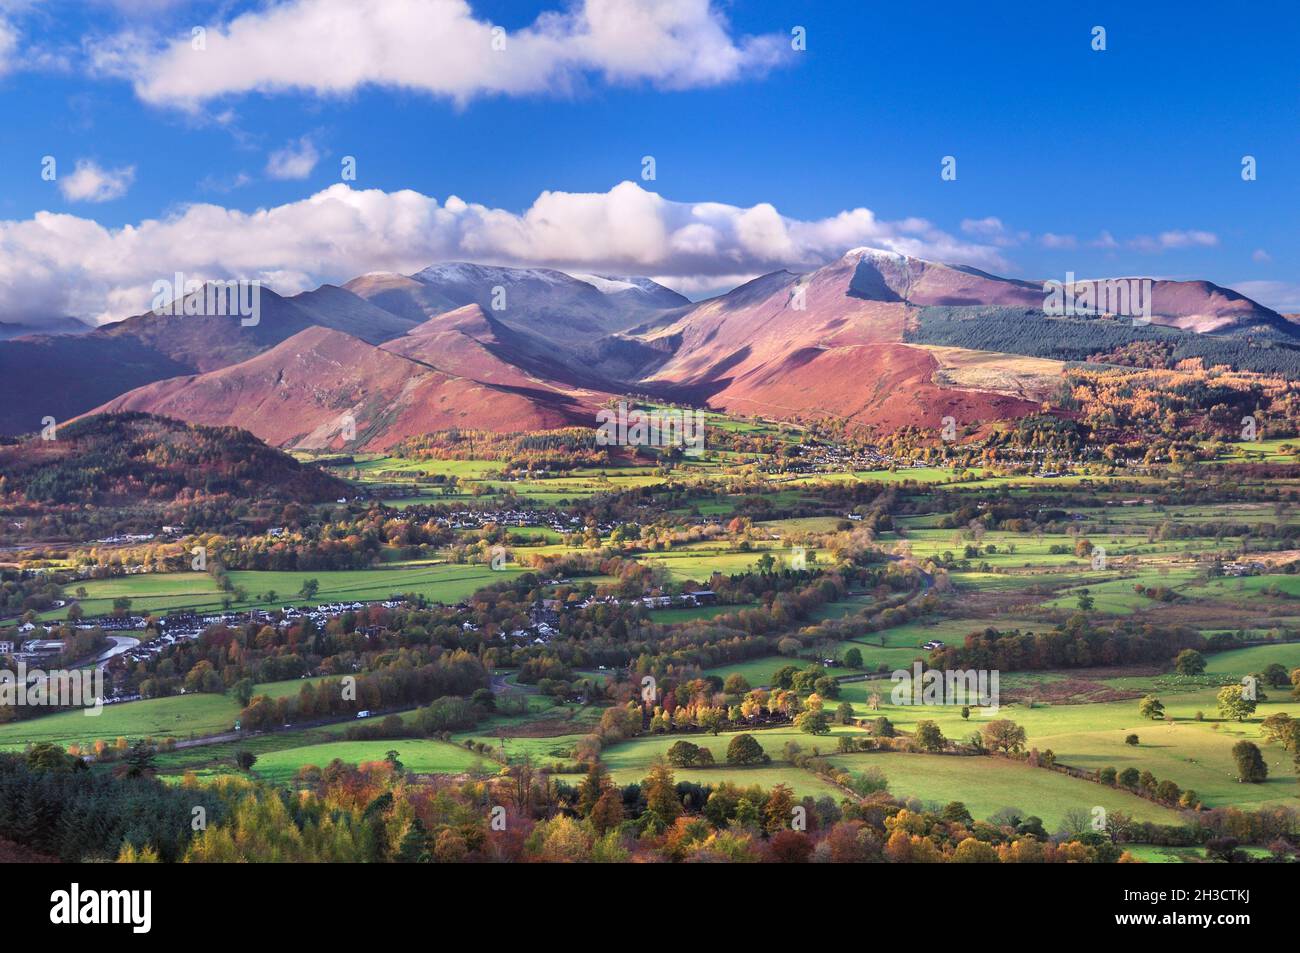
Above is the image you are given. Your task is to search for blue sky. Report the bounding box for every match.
[0,0,1296,324]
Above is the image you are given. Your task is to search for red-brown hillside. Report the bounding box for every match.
[702,343,1040,433]
[90,326,585,450]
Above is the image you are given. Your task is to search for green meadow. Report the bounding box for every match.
[0,676,326,751]
[38,564,523,620]
[252,739,496,784]
[826,751,1181,828]
[834,681,1300,809]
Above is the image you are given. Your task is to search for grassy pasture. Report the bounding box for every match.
[834,682,1300,808]
[0,676,326,751]
[37,564,525,621]
[826,751,1182,828]
[252,739,496,784]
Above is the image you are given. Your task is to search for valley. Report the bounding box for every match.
[3,393,1299,864]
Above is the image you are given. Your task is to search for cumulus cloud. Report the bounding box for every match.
[0,180,1010,325]
[265,137,320,180]
[99,0,792,108]
[57,159,135,203]
[960,217,1003,238]
[0,18,17,74]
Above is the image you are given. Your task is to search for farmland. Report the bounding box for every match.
[7,407,1300,868]
[37,564,523,620]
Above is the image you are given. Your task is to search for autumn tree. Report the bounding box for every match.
[576,762,612,816]
[795,709,831,736]
[642,761,682,822]
[981,719,1027,754]
[589,789,624,836]
[1174,649,1206,676]
[1232,741,1268,783]
[913,720,946,752]
[1138,695,1165,720]
[1217,684,1257,722]
[666,740,703,768]
[763,784,796,834]
[726,733,767,765]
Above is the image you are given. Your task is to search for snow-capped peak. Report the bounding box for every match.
[842,246,915,264]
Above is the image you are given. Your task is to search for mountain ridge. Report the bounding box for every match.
[7,249,1295,444]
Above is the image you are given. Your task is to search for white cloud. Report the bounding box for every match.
[1252,249,1272,264]
[0,18,17,74]
[959,217,1024,248]
[1039,232,1076,250]
[100,0,791,109]
[265,137,320,180]
[198,171,252,194]
[0,180,1010,325]
[1128,229,1218,253]
[57,159,135,203]
[1232,281,1300,314]
[960,217,1002,238]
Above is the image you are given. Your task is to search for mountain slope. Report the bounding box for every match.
[351,261,690,338]
[381,304,609,401]
[628,247,1296,432]
[0,332,193,437]
[0,317,93,341]
[6,250,1292,443]
[0,283,439,436]
[0,288,323,436]
[286,284,420,343]
[90,326,589,450]
[0,412,349,505]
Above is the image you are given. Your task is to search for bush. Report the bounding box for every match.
[666,740,703,768]
[726,733,767,765]
[416,696,479,734]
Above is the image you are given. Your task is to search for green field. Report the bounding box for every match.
[41,573,226,620]
[833,681,1300,809]
[1123,843,1273,863]
[826,751,1182,828]
[38,564,523,620]
[251,739,497,784]
[0,676,324,751]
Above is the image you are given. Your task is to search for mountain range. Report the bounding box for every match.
[2,250,1295,448]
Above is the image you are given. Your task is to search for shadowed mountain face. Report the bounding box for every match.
[9,249,1292,443]
[0,317,93,341]
[0,411,351,505]
[0,287,330,436]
